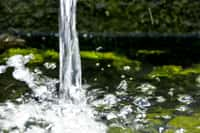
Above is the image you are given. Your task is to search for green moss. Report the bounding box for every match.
[168,113,200,133]
[164,129,174,133]
[81,51,141,71]
[80,51,131,62]
[107,127,135,133]
[148,65,200,79]
[0,48,141,72]
[0,48,59,65]
[148,65,182,78]
[147,107,174,126]
[136,50,166,56]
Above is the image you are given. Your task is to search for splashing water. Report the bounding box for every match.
[0,0,106,132]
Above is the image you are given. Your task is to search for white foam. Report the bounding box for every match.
[0,55,106,133]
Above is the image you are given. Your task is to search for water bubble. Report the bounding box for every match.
[96,63,100,67]
[161,115,171,120]
[34,68,43,75]
[176,105,188,112]
[44,62,56,70]
[96,46,103,51]
[121,75,126,79]
[92,94,118,107]
[177,94,193,105]
[117,80,128,91]
[106,112,117,120]
[107,64,111,68]
[105,86,109,89]
[133,97,151,109]
[175,128,185,133]
[42,36,46,41]
[136,83,156,95]
[123,66,131,71]
[27,33,31,37]
[168,88,175,96]
[196,75,200,83]
[118,105,133,119]
[156,96,166,103]
[0,65,7,74]
[129,77,134,81]
[83,33,88,38]
[159,127,164,133]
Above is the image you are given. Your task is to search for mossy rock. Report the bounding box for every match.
[168,113,200,133]
[0,34,25,51]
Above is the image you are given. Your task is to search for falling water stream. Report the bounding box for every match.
[0,0,106,132]
[59,0,83,103]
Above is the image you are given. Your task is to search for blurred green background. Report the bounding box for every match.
[0,0,199,33]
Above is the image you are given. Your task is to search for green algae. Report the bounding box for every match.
[167,113,200,133]
[80,51,141,71]
[0,48,141,71]
[147,107,174,126]
[107,127,135,133]
[0,48,59,65]
[148,65,200,79]
[136,50,166,56]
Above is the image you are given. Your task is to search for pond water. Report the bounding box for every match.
[0,51,200,133]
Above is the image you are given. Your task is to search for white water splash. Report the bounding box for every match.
[0,54,106,133]
[0,0,107,132]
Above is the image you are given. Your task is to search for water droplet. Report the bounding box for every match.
[118,105,133,119]
[101,68,104,71]
[0,65,7,74]
[176,105,188,112]
[42,36,46,40]
[96,63,100,67]
[156,96,166,103]
[123,66,131,71]
[117,80,127,91]
[133,97,151,109]
[96,46,103,51]
[121,75,126,79]
[168,88,174,96]
[107,64,111,68]
[27,33,31,37]
[177,94,193,105]
[44,62,56,70]
[136,83,156,94]
[129,77,133,81]
[175,128,185,133]
[83,33,88,38]
[159,127,164,133]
